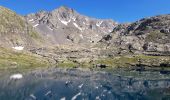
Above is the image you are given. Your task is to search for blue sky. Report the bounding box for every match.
[0,0,170,23]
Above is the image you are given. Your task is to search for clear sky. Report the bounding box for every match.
[0,0,170,23]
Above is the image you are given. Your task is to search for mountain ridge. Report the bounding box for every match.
[0,6,169,70]
[25,6,118,45]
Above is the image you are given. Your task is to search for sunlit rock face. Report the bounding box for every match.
[99,15,170,55]
[26,6,118,44]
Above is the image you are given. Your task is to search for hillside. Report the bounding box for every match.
[0,6,169,71]
[0,6,45,49]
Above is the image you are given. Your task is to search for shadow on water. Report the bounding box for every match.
[0,68,170,100]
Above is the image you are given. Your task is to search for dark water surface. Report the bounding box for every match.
[0,68,170,100]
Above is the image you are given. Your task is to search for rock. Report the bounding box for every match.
[96,64,108,69]
[26,6,118,45]
[160,70,170,74]
[99,14,170,55]
[160,63,170,67]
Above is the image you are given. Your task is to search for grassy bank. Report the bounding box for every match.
[56,55,170,69]
[0,46,169,72]
[0,47,50,71]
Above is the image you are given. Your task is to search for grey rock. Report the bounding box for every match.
[25,6,118,45]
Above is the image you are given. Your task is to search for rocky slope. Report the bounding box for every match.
[0,6,169,70]
[26,6,117,45]
[99,15,170,56]
[0,6,45,49]
[0,6,51,70]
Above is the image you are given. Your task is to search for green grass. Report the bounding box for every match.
[0,45,169,71]
[91,55,170,68]
[56,55,170,69]
[0,6,43,45]
[57,60,78,68]
[0,6,25,33]
[0,47,50,71]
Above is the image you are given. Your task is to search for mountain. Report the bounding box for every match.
[25,6,118,45]
[0,6,44,49]
[99,15,170,56]
[0,6,169,70]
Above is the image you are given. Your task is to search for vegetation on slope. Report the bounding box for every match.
[0,47,50,71]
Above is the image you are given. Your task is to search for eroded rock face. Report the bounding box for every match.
[100,15,170,55]
[26,6,118,45]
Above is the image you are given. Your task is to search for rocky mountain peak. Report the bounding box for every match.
[26,6,118,45]
[52,6,75,16]
[56,6,74,13]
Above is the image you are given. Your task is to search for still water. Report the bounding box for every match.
[0,68,170,100]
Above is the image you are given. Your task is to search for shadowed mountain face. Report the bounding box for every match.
[26,6,118,44]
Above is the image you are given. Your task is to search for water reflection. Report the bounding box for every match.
[0,68,170,100]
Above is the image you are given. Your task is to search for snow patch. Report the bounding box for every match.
[72,17,76,21]
[58,18,70,25]
[95,34,99,37]
[79,34,83,39]
[48,27,53,31]
[31,21,35,23]
[12,46,24,51]
[108,29,113,33]
[29,19,34,22]
[73,23,83,31]
[33,24,39,28]
[71,92,81,100]
[10,74,23,80]
[60,97,66,100]
[96,21,103,27]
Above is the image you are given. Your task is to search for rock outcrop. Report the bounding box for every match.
[100,15,170,56]
[26,6,117,45]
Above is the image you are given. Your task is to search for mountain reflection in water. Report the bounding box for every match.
[0,68,170,100]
